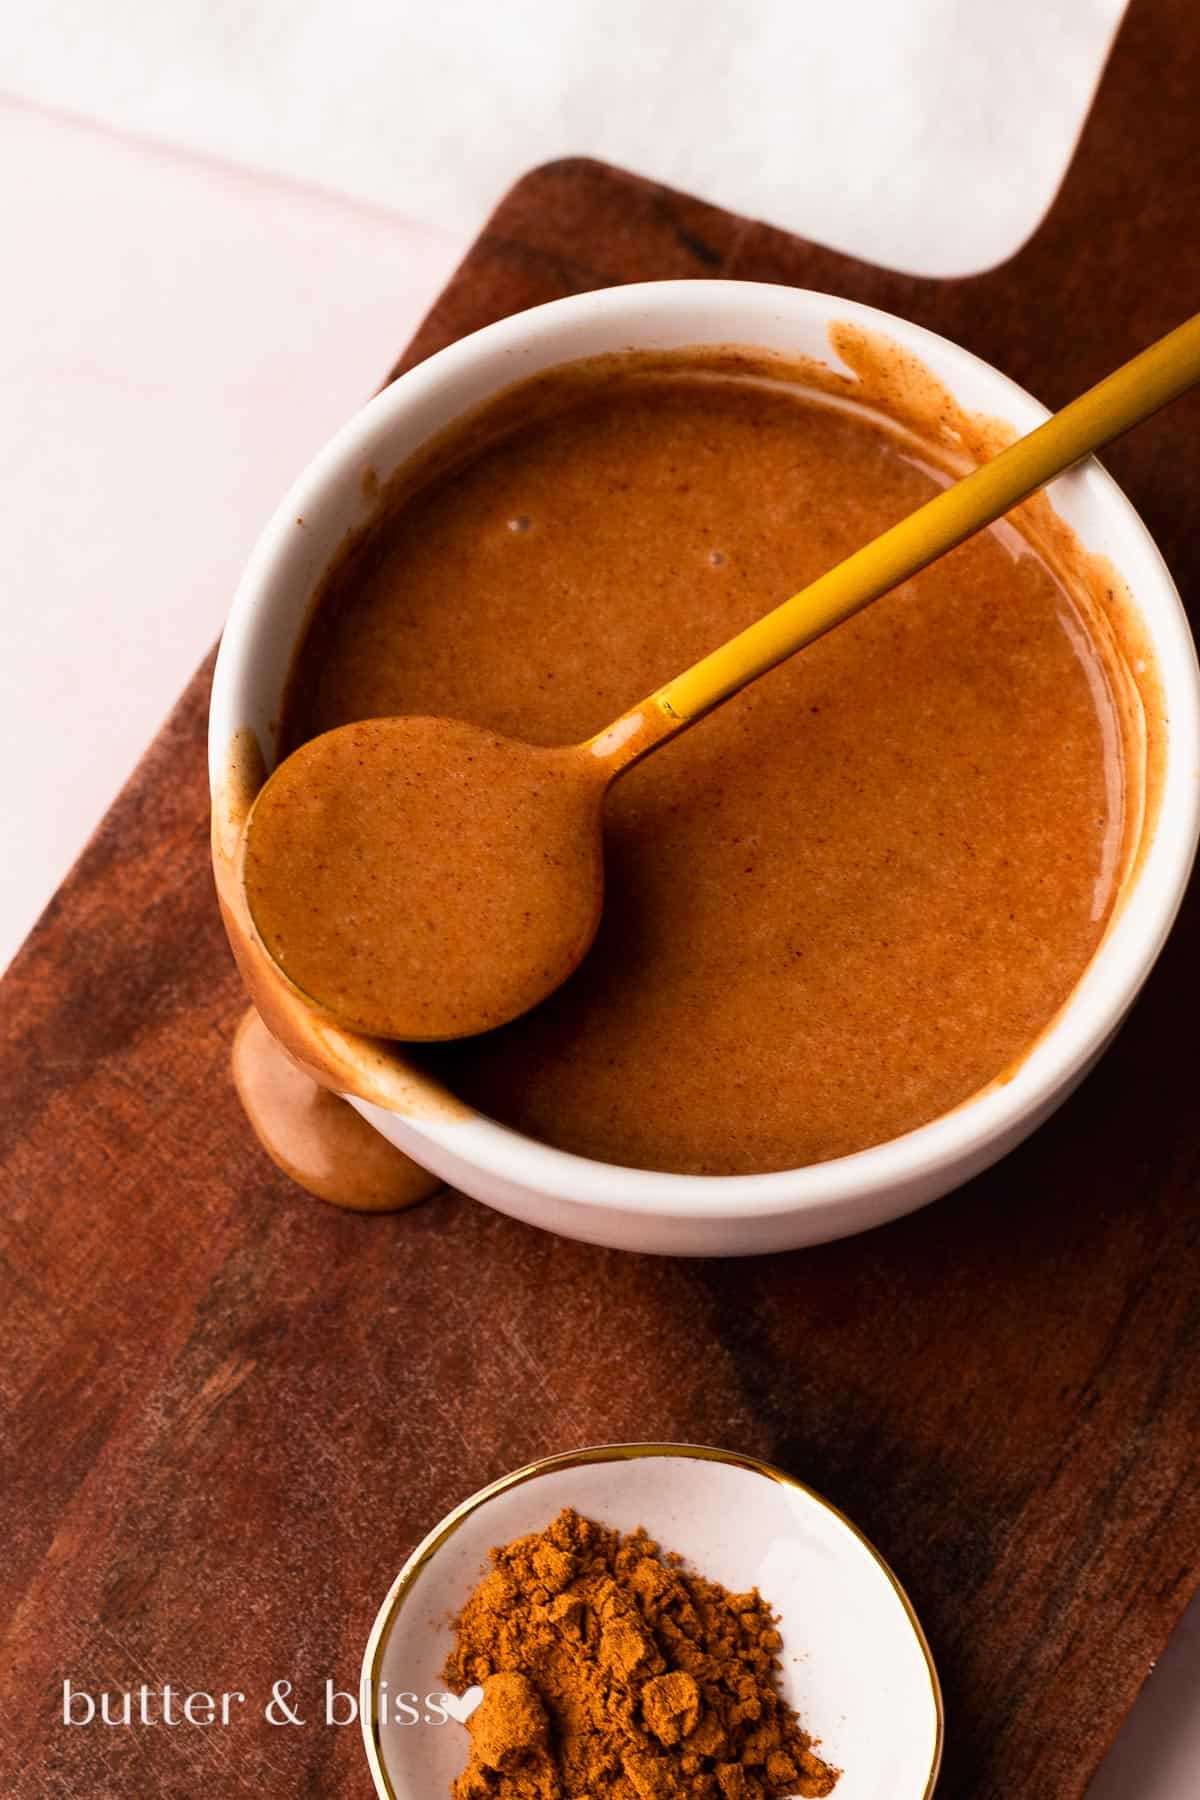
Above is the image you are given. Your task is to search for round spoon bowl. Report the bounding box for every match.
[209,280,1200,1255]
[361,1443,942,1800]
[242,717,607,1039]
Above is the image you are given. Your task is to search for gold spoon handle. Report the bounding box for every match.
[613,313,1200,748]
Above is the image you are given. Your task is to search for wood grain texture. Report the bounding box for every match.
[2,2,1197,1794]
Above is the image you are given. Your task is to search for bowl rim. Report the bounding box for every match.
[212,279,1200,1221]
[359,1439,945,1800]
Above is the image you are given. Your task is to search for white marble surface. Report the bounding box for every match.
[8,0,1125,277]
[0,3,1195,1791]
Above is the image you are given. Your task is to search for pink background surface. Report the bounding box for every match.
[0,98,461,963]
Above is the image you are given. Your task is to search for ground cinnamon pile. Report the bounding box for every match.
[443,1508,839,1799]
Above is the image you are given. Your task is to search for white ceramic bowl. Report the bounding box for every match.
[360,1443,943,1800]
[209,280,1200,1256]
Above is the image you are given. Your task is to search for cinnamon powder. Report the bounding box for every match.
[443,1508,839,1799]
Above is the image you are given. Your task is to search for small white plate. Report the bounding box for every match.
[361,1443,943,1799]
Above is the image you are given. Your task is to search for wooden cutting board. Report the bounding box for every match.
[2,2,1198,1794]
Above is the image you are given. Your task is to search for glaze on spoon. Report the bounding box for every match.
[241,715,635,1039]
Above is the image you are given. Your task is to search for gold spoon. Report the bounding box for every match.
[241,314,1200,1042]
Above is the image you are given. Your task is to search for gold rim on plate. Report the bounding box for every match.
[361,1440,944,1800]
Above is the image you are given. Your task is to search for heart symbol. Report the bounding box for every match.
[441,1686,484,1725]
